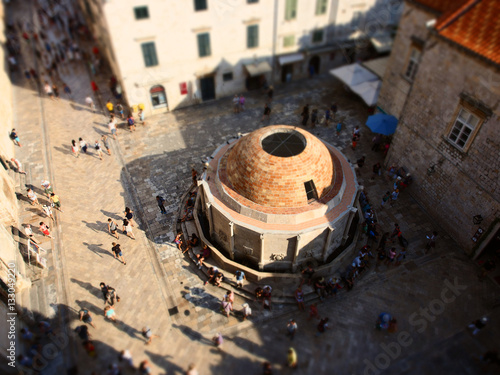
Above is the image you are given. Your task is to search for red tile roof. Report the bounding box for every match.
[436,0,500,65]
[413,0,500,65]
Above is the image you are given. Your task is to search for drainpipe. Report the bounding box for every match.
[270,0,278,84]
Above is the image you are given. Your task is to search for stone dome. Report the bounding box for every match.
[226,125,335,208]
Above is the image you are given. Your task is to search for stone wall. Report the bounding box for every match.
[377,1,433,117]
[386,32,500,253]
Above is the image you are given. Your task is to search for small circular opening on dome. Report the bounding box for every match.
[261,130,306,157]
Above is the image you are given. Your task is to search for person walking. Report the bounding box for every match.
[106,100,114,115]
[94,140,103,160]
[79,138,88,153]
[221,295,233,318]
[336,121,342,136]
[24,224,39,244]
[324,108,331,126]
[39,222,54,238]
[111,242,127,264]
[331,103,338,120]
[44,81,54,100]
[119,350,134,368]
[27,188,39,205]
[122,219,135,240]
[287,347,298,368]
[108,218,119,239]
[40,180,52,198]
[142,327,159,345]
[63,82,72,98]
[52,84,60,100]
[108,118,117,139]
[212,332,223,351]
[425,231,438,253]
[124,207,136,226]
[10,158,26,174]
[71,139,80,158]
[316,317,329,336]
[294,287,305,311]
[286,319,298,340]
[116,103,124,119]
[101,135,111,155]
[50,193,63,212]
[10,128,22,147]
[241,303,252,321]
[79,308,96,328]
[104,306,117,322]
[127,114,136,132]
[261,103,271,122]
[300,104,309,126]
[42,205,55,221]
[156,196,167,214]
[310,109,318,128]
[100,282,109,303]
[239,94,246,111]
[85,96,96,112]
[138,108,146,125]
[232,94,240,113]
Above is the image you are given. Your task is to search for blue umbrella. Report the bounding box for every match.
[366,114,398,135]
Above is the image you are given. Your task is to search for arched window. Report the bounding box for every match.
[150,85,167,108]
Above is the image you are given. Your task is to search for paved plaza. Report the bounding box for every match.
[7,1,500,374]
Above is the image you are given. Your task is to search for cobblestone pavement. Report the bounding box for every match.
[8,1,500,374]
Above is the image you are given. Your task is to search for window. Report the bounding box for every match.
[223,72,233,81]
[448,108,479,150]
[134,6,149,20]
[141,42,158,67]
[194,0,207,11]
[247,25,259,48]
[197,33,211,57]
[315,0,328,15]
[247,0,259,3]
[405,48,420,81]
[304,180,318,202]
[285,0,297,20]
[283,35,295,47]
[312,29,324,43]
[150,85,167,108]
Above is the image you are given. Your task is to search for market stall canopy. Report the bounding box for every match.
[361,57,390,79]
[366,113,398,135]
[330,63,378,87]
[278,53,304,65]
[350,80,382,107]
[244,61,272,77]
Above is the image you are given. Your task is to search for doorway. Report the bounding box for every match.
[200,76,215,101]
[309,55,320,75]
[281,64,293,83]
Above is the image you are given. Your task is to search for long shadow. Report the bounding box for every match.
[101,209,123,221]
[70,278,103,300]
[171,324,213,346]
[53,145,73,156]
[82,241,112,259]
[81,219,108,234]
[144,350,185,375]
[69,102,94,113]
[91,126,107,136]
[180,286,222,315]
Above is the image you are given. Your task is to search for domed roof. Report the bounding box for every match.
[226,126,336,208]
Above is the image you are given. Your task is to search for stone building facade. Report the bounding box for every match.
[377,0,500,256]
[77,0,402,115]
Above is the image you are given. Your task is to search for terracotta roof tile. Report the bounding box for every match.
[411,0,467,14]
[436,0,500,65]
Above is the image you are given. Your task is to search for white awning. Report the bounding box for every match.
[350,80,381,106]
[278,53,304,65]
[370,33,394,54]
[244,61,272,77]
[329,63,378,86]
[329,62,381,106]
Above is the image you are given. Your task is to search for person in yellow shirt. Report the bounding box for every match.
[106,100,114,114]
[50,193,63,212]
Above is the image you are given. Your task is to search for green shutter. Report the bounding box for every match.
[247,25,259,48]
[315,0,327,15]
[285,0,297,20]
[198,33,211,57]
[141,42,158,67]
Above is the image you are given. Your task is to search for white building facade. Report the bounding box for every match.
[79,0,402,115]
